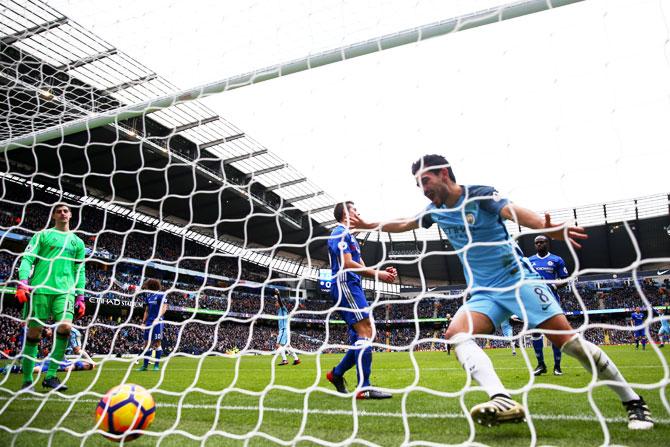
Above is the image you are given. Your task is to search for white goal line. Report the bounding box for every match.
[1,396,667,425]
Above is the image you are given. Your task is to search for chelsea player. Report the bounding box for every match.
[352,154,653,429]
[528,235,569,376]
[16,203,86,392]
[630,306,646,350]
[138,279,167,371]
[326,201,396,400]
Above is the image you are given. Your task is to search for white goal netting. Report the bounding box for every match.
[1,0,670,445]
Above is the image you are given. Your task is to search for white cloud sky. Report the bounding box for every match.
[49,0,670,223]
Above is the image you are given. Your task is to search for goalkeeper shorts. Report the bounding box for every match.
[23,293,74,327]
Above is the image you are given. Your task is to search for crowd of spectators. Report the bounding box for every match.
[0,201,288,286]
[2,198,670,362]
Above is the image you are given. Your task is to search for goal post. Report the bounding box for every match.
[1,0,669,445]
[0,0,585,153]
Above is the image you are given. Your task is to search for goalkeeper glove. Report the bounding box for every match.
[15,280,31,304]
[74,295,86,318]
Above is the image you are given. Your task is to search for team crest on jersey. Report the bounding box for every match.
[465,213,476,225]
[547,261,554,266]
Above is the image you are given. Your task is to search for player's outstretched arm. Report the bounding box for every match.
[350,214,419,233]
[500,204,588,249]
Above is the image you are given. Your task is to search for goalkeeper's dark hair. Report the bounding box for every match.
[333,201,354,223]
[143,278,161,291]
[411,154,456,182]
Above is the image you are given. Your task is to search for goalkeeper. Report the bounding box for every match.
[16,203,86,392]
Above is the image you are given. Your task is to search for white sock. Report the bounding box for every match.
[288,348,299,361]
[454,335,508,398]
[81,350,94,364]
[562,336,639,402]
[279,347,287,361]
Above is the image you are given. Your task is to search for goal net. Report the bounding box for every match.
[1,0,669,445]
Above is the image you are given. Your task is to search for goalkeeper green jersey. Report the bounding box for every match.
[18,228,86,295]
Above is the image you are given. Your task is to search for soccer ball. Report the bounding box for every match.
[95,384,155,442]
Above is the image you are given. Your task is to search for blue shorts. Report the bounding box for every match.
[277,328,288,345]
[144,321,164,342]
[330,279,369,327]
[659,326,670,336]
[458,282,563,329]
[633,329,645,338]
[500,320,513,337]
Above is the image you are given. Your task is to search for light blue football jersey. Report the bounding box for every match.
[419,185,537,289]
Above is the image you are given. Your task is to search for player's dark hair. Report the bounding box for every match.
[333,201,354,223]
[143,278,161,291]
[411,154,456,182]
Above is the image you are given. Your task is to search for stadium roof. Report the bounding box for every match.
[0,0,336,226]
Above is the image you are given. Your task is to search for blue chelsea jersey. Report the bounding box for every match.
[631,312,644,326]
[145,292,166,322]
[328,224,362,283]
[419,185,538,289]
[528,253,568,281]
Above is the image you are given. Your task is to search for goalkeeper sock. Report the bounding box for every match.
[562,335,638,402]
[454,335,508,398]
[532,336,545,364]
[353,338,372,387]
[22,338,39,384]
[552,343,562,370]
[46,332,69,379]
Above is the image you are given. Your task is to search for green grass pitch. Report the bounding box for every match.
[0,346,668,446]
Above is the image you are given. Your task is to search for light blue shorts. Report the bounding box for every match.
[459,282,563,329]
[277,328,289,346]
[658,326,670,336]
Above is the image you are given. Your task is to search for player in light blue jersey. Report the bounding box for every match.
[326,201,397,400]
[138,279,167,371]
[65,326,95,366]
[353,154,653,429]
[528,235,569,376]
[658,306,670,347]
[630,307,647,350]
[499,319,516,355]
[274,288,300,366]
